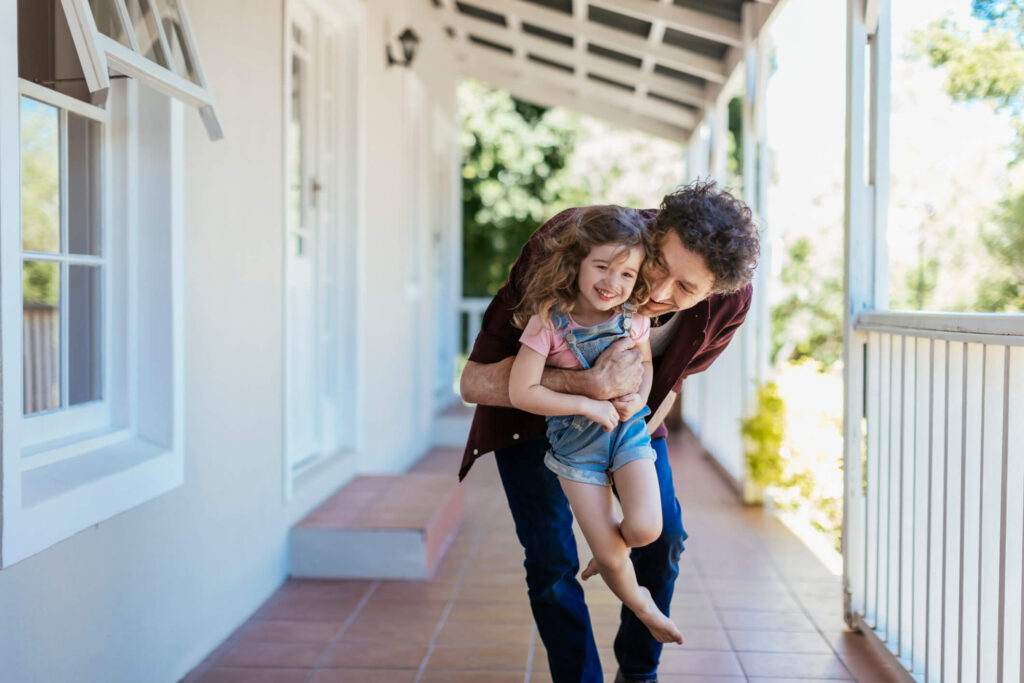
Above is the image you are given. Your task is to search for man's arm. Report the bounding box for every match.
[460,337,644,408]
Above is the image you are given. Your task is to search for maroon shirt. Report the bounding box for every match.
[459,207,752,480]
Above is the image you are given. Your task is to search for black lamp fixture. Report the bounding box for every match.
[387,28,420,68]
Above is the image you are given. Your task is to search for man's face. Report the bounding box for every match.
[640,231,715,317]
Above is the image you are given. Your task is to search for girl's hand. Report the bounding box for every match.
[611,393,644,421]
[582,399,620,432]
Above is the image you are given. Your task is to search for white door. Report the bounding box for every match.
[286,4,319,470]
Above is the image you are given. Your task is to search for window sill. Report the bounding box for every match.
[2,434,183,567]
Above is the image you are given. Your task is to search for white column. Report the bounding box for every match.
[709,102,728,183]
[843,0,891,626]
[686,119,710,182]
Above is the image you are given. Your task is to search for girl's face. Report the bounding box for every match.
[574,242,645,317]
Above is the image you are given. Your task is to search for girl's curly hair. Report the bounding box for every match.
[513,205,654,328]
[650,179,759,294]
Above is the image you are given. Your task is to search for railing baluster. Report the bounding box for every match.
[913,337,930,674]
[889,334,903,647]
[865,332,881,628]
[877,332,892,637]
[977,345,1006,681]
[927,339,947,682]
[962,342,985,682]
[1005,346,1024,681]
[945,341,966,682]
[900,335,916,664]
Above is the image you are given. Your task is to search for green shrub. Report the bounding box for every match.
[740,381,786,488]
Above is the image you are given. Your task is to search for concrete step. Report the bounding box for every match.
[432,401,474,448]
[290,470,463,580]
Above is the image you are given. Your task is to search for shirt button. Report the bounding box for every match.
[473,449,479,455]
[513,433,520,440]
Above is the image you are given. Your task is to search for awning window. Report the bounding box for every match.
[60,0,223,139]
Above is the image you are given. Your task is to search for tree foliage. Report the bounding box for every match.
[910,11,1024,162]
[771,237,843,369]
[976,192,1024,310]
[459,81,590,296]
[910,2,1024,311]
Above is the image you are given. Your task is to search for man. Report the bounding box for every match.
[458,180,759,683]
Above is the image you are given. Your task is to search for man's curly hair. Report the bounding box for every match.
[651,179,759,294]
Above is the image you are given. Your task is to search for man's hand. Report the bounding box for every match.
[580,398,620,432]
[611,393,644,422]
[589,338,643,400]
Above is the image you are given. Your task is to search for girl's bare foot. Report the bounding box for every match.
[633,587,684,644]
[581,557,599,580]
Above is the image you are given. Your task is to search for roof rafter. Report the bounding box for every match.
[470,0,726,83]
[589,0,742,47]
[460,58,691,144]
[453,13,705,108]
[457,42,697,130]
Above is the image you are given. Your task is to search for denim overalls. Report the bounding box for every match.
[544,306,656,486]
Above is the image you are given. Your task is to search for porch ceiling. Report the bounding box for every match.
[434,0,784,144]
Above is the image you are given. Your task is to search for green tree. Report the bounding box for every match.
[771,237,844,369]
[976,192,1024,310]
[910,3,1024,311]
[459,81,590,297]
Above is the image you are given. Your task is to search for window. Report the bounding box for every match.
[19,88,109,448]
[1,0,218,567]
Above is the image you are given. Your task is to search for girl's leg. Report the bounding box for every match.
[559,477,684,645]
[579,458,662,579]
[610,459,663,548]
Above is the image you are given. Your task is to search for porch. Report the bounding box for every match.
[182,432,901,682]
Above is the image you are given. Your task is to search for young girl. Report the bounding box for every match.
[508,205,684,645]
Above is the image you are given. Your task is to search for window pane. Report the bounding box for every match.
[23,261,61,414]
[124,0,170,69]
[67,112,102,255]
[69,265,102,405]
[153,0,200,85]
[88,0,132,47]
[289,53,306,232]
[20,97,60,253]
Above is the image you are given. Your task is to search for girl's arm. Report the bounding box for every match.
[510,345,620,431]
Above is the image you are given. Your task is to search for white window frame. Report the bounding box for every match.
[281,0,366,499]
[17,79,115,452]
[60,0,223,139]
[0,0,216,568]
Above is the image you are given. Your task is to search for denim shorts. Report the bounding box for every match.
[543,406,657,486]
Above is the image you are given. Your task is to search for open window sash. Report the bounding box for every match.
[59,0,223,140]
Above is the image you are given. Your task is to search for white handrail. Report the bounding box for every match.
[855,311,1024,344]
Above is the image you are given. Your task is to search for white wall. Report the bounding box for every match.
[681,322,749,484]
[0,0,460,680]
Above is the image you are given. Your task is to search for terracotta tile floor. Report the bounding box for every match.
[183,431,904,682]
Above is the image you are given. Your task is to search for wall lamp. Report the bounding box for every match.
[387,28,420,68]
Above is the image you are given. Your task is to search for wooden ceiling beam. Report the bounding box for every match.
[453,14,705,107]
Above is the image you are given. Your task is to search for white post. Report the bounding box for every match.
[709,103,728,184]
[686,119,710,182]
[844,0,891,628]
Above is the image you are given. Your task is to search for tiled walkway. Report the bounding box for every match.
[183,431,903,682]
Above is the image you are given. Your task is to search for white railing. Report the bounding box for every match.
[459,297,492,355]
[845,311,1024,681]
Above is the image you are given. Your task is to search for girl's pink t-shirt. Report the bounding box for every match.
[519,312,651,369]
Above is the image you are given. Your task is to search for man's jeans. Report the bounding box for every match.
[495,435,687,683]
